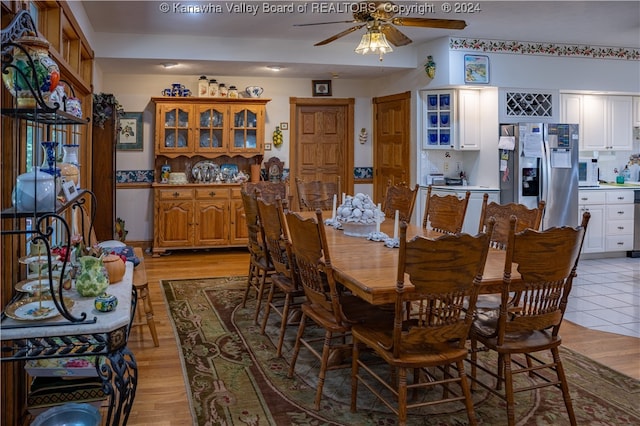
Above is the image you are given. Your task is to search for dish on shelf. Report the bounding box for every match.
[191,160,220,183]
[164,133,187,148]
[15,276,60,293]
[220,164,239,177]
[19,255,63,267]
[5,295,74,321]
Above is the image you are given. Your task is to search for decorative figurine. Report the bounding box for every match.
[425,55,436,79]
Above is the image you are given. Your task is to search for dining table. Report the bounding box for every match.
[297,211,517,305]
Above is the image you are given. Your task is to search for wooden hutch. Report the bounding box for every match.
[151,96,270,256]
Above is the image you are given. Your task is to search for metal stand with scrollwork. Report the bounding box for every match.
[1,11,138,425]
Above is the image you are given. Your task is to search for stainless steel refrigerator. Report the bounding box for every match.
[499,123,579,229]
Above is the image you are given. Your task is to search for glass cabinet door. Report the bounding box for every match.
[158,105,192,153]
[424,91,452,149]
[229,105,261,153]
[196,105,226,153]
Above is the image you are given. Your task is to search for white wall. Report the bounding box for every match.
[100,37,639,242]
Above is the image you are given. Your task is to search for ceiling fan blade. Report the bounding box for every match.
[381,25,412,46]
[314,24,366,46]
[391,17,467,30]
[294,20,357,27]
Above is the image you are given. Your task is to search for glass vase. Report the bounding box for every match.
[40,141,60,177]
[61,144,80,187]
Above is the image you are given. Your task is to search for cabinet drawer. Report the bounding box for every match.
[195,187,230,200]
[578,191,606,204]
[230,187,243,199]
[606,203,634,220]
[605,234,633,251]
[606,219,634,235]
[605,190,634,204]
[157,188,194,200]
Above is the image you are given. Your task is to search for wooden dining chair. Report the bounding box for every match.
[478,193,545,249]
[422,185,470,234]
[243,181,289,204]
[240,187,274,324]
[256,196,306,357]
[381,180,419,223]
[285,209,392,410]
[467,212,590,426]
[350,220,494,426]
[295,176,340,211]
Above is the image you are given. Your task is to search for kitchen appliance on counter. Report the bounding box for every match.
[499,123,579,229]
[578,158,599,187]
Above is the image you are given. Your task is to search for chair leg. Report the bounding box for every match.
[242,262,256,308]
[253,269,268,324]
[496,353,504,390]
[276,294,292,357]
[350,339,360,413]
[552,347,577,426]
[260,280,277,335]
[470,338,478,391]
[314,330,333,410]
[287,313,307,378]
[503,354,516,426]
[457,360,477,426]
[397,366,408,426]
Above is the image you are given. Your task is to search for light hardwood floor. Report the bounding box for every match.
[125,249,640,426]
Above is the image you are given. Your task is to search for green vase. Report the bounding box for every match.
[75,256,110,297]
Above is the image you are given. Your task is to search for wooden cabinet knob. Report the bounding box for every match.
[209,191,216,197]
[173,192,180,197]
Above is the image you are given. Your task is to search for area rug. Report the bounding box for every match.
[161,276,640,426]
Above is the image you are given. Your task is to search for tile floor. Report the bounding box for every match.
[565,256,640,338]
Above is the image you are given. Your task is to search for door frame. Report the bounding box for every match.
[289,97,355,196]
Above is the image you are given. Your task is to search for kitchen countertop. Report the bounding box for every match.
[421,185,499,191]
[581,183,640,190]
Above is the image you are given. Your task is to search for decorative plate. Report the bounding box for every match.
[220,163,238,177]
[5,296,74,321]
[15,277,60,293]
[191,160,220,183]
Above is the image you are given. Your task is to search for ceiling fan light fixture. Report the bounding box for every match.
[355,28,393,60]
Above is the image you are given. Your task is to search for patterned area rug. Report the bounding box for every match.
[161,276,640,426]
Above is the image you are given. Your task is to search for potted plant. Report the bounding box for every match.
[92,92,124,128]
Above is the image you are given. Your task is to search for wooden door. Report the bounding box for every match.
[91,110,117,241]
[194,200,228,246]
[290,98,354,210]
[373,92,411,205]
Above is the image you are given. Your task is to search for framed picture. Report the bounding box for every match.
[117,112,143,150]
[312,80,332,97]
[62,180,78,201]
[280,122,289,130]
[264,143,272,151]
[464,55,490,84]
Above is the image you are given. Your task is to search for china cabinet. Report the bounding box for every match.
[1,11,136,425]
[151,97,268,256]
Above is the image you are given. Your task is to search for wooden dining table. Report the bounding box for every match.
[297,211,516,305]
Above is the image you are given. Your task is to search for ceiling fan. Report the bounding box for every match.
[294,1,467,47]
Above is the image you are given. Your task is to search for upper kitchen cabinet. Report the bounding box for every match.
[561,94,633,151]
[633,96,640,127]
[421,89,481,151]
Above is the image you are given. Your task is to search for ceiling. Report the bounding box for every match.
[81,1,640,79]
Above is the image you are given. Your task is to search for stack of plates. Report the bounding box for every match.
[169,172,188,184]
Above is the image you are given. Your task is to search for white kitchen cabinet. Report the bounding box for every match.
[564,94,633,151]
[633,96,640,127]
[604,190,635,252]
[421,89,481,151]
[456,90,481,150]
[578,189,635,254]
[578,190,606,253]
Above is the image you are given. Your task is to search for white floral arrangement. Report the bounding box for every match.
[336,193,384,224]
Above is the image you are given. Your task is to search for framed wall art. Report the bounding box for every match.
[464,54,489,84]
[312,80,332,97]
[117,112,143,150]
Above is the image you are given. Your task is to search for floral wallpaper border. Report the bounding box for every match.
[450,37,639,61]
